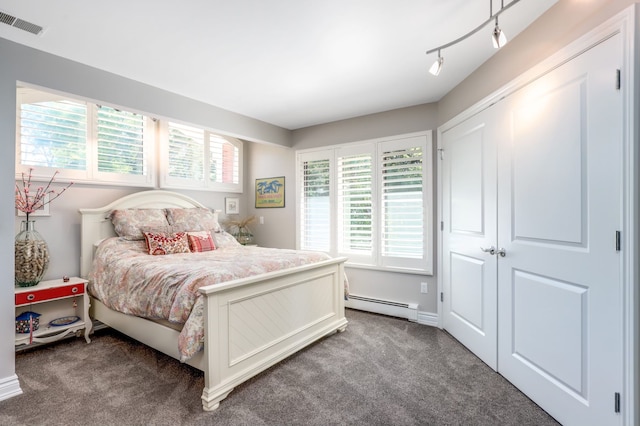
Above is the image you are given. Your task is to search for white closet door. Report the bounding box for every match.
[497,33,622,425]
[440,105,503,370]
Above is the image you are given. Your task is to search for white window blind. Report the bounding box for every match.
[296,132,433,274]
[298,151,332,252]
[96,105,147,176]
[19,97,87,172]
[16,86,155,186]
[160,121,243,192]
[379,137,427,270]
[337,146,374,264]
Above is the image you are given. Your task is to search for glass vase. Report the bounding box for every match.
[235,226,254,245]
[15,220,50,287]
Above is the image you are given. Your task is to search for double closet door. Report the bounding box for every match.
[440,33,623,426]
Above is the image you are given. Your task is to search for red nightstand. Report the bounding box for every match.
[15,277,91,348]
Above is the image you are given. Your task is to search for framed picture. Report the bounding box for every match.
[225,197,240,214]
[255,176,285,208]
[17,194,50,217]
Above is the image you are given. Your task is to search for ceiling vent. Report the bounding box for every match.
[0,11,43,35]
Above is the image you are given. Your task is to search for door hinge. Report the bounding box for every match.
[440,221,444,231]
[440,292,443,302]
[616,231,621,251]
[437,148,444,160]
[614,392,621,413]
[616,69,621,90]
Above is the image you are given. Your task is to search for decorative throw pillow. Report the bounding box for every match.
[165,208,222,233]
[110,209,169,240]
[187,231,217,252]
[143,231,191,255]
[213,231,242,248]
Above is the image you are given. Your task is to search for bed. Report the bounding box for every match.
[79,190,348,411]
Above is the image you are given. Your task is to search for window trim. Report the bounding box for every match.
[296,131,433,275]
[15,83,243,193]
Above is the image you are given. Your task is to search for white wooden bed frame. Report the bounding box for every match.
[79,190,348,411]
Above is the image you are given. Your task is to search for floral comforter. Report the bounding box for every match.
[88,235,332,361]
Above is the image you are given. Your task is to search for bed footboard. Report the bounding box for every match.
[198,256,348,411]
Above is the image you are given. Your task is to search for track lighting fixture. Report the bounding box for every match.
[492,17,507,48]
[426,0,519,76]
[429,50,444,76]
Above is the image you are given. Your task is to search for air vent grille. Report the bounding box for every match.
[0,10,43,35]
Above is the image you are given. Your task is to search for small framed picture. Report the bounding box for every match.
[17,193,50,217]
[225,197,240,215]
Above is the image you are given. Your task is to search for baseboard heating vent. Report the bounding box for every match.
[346,294,418,322]
[0,11,44,36]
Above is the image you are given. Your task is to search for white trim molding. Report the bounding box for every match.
[0,374,22,402]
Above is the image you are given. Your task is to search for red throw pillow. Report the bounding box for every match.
[187,231,217,252]
[143,231,191,255]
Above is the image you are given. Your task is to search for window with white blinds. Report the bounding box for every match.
[298,152,332,251]
[160,121,242,192]
[337,146,374,264]
[296,132,432,274]
[16,86,155,186]
[16,85,242,192]
[379,137,427,270]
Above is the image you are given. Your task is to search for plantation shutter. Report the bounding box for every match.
[94,105,153,184]
[18,92,88,177]
[298,151,332,252]
[166,121,205,186]
[209,134,240,186]
[337,145,374,264]
[379,136,428,270]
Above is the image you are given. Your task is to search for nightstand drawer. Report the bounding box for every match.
[15,283,85,306]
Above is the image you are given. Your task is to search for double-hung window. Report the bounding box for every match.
[159,121,242,192]
[16,86,155,186]
[296,132,433,274]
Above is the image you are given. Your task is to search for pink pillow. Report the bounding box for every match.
[187,231,217,252]
[143,231,191,255]
[165,208,221,233]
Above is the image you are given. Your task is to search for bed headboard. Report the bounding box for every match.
[79,190,209,278]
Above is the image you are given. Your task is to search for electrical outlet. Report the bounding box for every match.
[420,282,428,294]
[259,216,264,224]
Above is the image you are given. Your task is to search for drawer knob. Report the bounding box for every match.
[27,294,35,301]
[72,287,79,293]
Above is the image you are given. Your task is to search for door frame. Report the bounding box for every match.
[436,7,638,425]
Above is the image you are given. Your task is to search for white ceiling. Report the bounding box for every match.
[0,0,558,130]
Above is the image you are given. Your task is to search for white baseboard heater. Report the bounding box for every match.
[346,294,418,322]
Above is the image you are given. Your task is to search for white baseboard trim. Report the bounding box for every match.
[345,295,440,327]
[0,374,22,402]
[346,295,418,321]
[417,311,439,327]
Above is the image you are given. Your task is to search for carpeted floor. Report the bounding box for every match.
[0,309,559,425]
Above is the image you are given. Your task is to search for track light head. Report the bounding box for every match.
[492,18,507,48]
[429,51,444,76]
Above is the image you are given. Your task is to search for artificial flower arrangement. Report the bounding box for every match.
[15,168,73,220]
[14,168,73,287]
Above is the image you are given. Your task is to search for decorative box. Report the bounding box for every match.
[15,311,41,333]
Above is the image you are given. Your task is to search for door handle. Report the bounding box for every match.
[496,248,506,257]
[480,246,496,255]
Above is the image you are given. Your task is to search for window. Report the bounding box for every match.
[159,121,242,192]
[16,85,243,192]
[16,86,155,186]
[296,132,433,274]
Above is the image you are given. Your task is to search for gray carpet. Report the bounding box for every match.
[1,309,559,425]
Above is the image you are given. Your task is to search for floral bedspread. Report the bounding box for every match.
[88,235,333,361]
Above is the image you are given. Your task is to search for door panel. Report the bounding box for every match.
[497,34,622,425]
[441,109,501,370]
